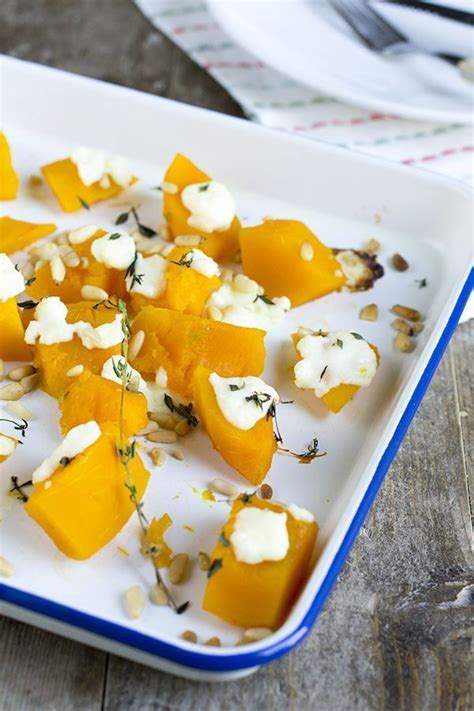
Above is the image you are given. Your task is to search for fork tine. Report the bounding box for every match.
[333,0,406,51]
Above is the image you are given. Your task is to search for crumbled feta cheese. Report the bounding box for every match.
[91,231,136,270]
[0,254,25,302]
[25,297,76,345]
[32,421,101,483]
[207,274,290,331]
[209,373,279,431]
[125,253,168,298]
[76,314,123,350]
[181,181,235,233]
[287,504,315,523]
[69,224,98,244]
[0,434,16,457]
[155,366,168,388]
[294,330,377,398]
[101,356,145,392]
[183,249,220,278]
[71,147,132,188]
[230,507,289,564]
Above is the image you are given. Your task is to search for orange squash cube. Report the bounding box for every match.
[192,366,276,484]
[203,496,318,629]
[0,217,56,255]
[131,306,266,398]
[41,158,136,213]
[25,423,150,560]
[0,297,31,362]
[163,153,239,261]
[0,132,19,199]
[59,370,148,437]
[240,220,346,307]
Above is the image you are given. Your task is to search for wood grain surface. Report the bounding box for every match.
[0,1,472,709]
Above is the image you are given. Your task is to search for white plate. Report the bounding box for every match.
[0,56,472,681]
[207,0,474,124]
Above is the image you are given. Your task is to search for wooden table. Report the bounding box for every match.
[1,2,472,709]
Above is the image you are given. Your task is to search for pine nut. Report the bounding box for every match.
[22,261,35,281]
[137,421,160,436]
[243,627,273,642]
[392,253,409,272]
[150,447,166,466]
[161,181,179,194]
[146,429,177,444]
[7,401,32,420]
[198,552,210,571]
[0,556,15,578]
[234,273,258,294]
[260,483,273,499]
[50,255,66,283]
[171,448,184,461]
[8,365,35,381]
[20,372,39,393]
[168,553,189,584]
[210,478,238,497]
[359,304,379,321]
[181,630,197,643]
[0,382,25,401]
[32,242,58,260]
[129,330,145,361]
[365,239,380,254]
[35,259,46,273]
[81,285,109,301]
[394,332,414,353]
[148,413,176,430]
[0,359,4,381]
[66,364,84,377]
[392,318,415,336]
[55,233,70,246]
[63,252,81,268]
[69,224,97,244]
[207,306,223,322]
[174,234,202,246]
[204,637,221,647]
[300,241,314,261]
[175,419,190,437]
[150,583,168,605]
[392,304,422,322]
[124,585,146,619]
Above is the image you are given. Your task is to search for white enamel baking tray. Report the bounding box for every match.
[0,56,472,682]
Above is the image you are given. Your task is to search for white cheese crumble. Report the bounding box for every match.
[101,356,145,392]
[294,330,377,398]
[76,314,123,350]
[91,231,136,270]
[155,366,168,388]
[25,297,76,345]
[0,435,16,457]
[0,254,25,302]
[181,181,235,233]
[125,253,168,298]
[32,421,101,483]
[182,249,220,278]
[69,224,98,245]
[230,507,289,564]
[209,373,279,431]
[207,274,290,331]
[287,503,315,523]
[71,147,133,188]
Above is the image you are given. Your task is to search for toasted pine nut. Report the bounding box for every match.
[243,627,273,642]
[181,630,197,643]
[50,255,66,283]
[392,304,422,322]
[0,382,24,401]
[168,553,189,585]
[69,224,97,244]
[66,364,84,377]
[0,556,15,578]
[22,261,35,281]
[7,401,32,421]
[146,429,177,444]
[198,552,211,571]
[392,253,409,272]
[8,365,36,381]
[150,583,168,605]
[55,233,70,246]
[260,483,273,499]
[63,252,81,268]
[394,332,414,353]
[210,478,238,497]
[137,421,160,436]
[35,259,46,273]
[174,234,202,246]
[81,285,109,301]
[204,637,221,647]
[207,306,223,322]
[175,419,190,437]
[148,413,176,430]
[20,373,39,393]
[392,318,415,336]
[365,239,380,254]
[359,304,379,321]
[161,181,179,194]
[128,330,145,361]
[150,447,166,466]
[171,447,184,461]
[300,241,314,261]
[124,585,146,619]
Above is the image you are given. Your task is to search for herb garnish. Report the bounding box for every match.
[228,383,245,391]
[320,365,328,381]
[78,196,90,210]
[17,299,39,310]
[9,476,32,502]
[164,394,199,427]
[219,532,230,548]
[415,278,428,289]
[114,206,157,237]
[334,339,343,349]
[350,332,364,340]
[253,294,275,306]
[25,277,36,287]
[108,232,121,240]
[241,491,256,504]
[207,558,223,578]
[199,184,210,192]
[0,417,28,440]
[125,251,144,289]
[279,437,327,465]
[59,456,73,466]
[171,251,194,268]
[245,391,272,410]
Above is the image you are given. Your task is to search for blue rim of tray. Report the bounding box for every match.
[1,269,472,672]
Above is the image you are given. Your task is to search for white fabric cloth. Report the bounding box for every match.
[135,0,473,185]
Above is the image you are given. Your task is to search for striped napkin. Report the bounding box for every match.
[134,0,473,185]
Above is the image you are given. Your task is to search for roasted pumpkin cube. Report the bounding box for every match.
[59,370,148,437]
[192,367,276,484]
[131,306,266,398]
[240,220,346,307]
[25,423,149,560]
[0,297,31,362]
[0,132,19,199]
[163,153,239,261]
[203,496,318,629]
[0,217,56,255]
[41,158,136,213]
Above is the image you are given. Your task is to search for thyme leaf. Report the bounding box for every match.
[228,383,245,391]
[199,184,210,192]
[17,299,38,310]
[320,365,328,381]
[245,391,272,410]
[171,251,194,268]
[253,294,275,306]
[416,278,428,289]
[9,476,32,502]
[350,332,364,340]
[0,417,28,440]
[115,211,130,225]
[207,558,223,578]
[78,196,90,210]
[219,532,230,548]
[164,394,199,427]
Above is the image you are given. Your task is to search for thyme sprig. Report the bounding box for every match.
[170,251,194,268]
[78,196,90,210]
[114,206,157,238]
[164,394,199,427]
[415,278,428,289]
[9,476,32,502]
[125,251,144,290]
[279,437,327,464]
[17,299,39,310]
[253,294,275,306]
[115,299,187,614]
[0,417,29,441]
[245,391,272,410]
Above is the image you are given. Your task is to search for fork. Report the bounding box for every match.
[332,0,465,66]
